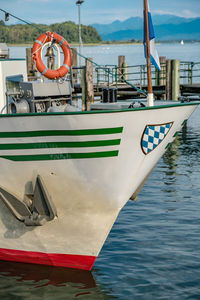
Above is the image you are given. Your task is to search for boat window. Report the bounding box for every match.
[6,74,24,94]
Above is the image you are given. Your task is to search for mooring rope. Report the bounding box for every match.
[0,8,147,96]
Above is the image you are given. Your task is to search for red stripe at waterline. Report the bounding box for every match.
[0,248,96,270]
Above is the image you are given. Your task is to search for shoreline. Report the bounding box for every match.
[7,41,200,47]
[7,42,143,47]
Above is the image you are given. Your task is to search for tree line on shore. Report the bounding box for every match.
[0,20,102,44]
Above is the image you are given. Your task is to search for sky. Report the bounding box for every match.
[0,0,200,26]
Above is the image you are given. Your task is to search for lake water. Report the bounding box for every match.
[0,44,200,299]
[9,42,200,65]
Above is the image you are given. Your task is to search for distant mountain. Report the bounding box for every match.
[150,15,194,26]
[91,17,142,35]
[91,15,200,41]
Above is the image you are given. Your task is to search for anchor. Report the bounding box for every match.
[0,175,57,226]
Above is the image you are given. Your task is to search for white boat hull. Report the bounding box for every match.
[0,103,198,270]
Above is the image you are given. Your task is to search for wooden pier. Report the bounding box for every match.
[70,53,200,108]
[26,48,200,109]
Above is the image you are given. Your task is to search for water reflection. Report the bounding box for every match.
[0,261,106,299]
[180,127,200,157]
[163,135,180,178]
[163,120,200,175]
[159,116,200,206]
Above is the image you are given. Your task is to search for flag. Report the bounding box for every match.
[143,2,160,71]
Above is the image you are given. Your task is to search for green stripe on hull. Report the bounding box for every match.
[0,151,119,161]
[0,139,121,150]
[0,127,123,138]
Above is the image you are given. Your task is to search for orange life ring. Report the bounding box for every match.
[32,32,72,79]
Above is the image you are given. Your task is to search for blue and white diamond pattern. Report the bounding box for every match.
[141,122,173,155]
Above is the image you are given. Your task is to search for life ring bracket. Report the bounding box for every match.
[32,32,72,80]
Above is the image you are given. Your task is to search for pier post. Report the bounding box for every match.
[26,48,37,81]
[71,48,78,84]
[171,59,180,101]
[159,56,166,86]
[123,63,129,81]
[155,68,159,86]
[85,58,94,110]
[166,59,172,100]
[118,55,125,82]
[155,56,166,88]
[188,62,193,85]
[82,58,94,111]
[81,66,86,111]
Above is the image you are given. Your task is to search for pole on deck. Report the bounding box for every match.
[144,0,154,106]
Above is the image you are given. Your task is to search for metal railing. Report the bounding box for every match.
[180,62,200,84]
[94,61,200,88]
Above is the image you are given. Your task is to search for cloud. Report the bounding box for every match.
[182,10,199,18]
[1,0,200,26]
[19,0,56,2]
[154,9,200,18]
